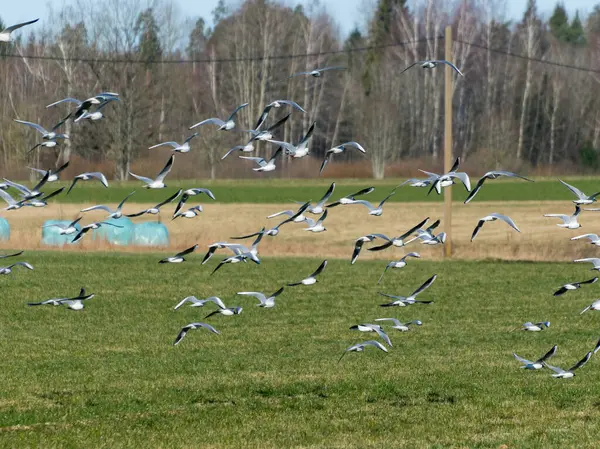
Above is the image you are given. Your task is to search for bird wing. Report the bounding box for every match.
[66,178,80,195]
[267,210,293,219]
[536,345,558,364]
[87,172,109,188]
[155,189,182,209]
[174,296,200,310]
[569,352,592,372]
[463,177,487,204]
[46,97,82,108]
[489,213,520,232]
[316,182,336,207]
[315,210,328,225]
[156,155,175,182]
[351,240,364,264]
[268,147,283,164]
[13,119,48,135]
[237,292,267,302]
[448,172,471,192]
[206,297,227,309]
[270,287,284,298]
[222,146,245,160]
[308,260,328,278]
[350,200,375,211]
[0,250,24,259]
[491,171,533,182]
[317,66,346,73]
[239,156,266,166]
[3,18,39,34]
[149,141,179,150]
[54,161,70,174]
[400,61,422,74]
[0,189,17,206]
[437,60,464,76]
[559,179,586,199]
[298,122,316,146]
[319,156,331,175]
[117,191,136,209]
[31,171,50,193]
[184,133,199,144]
[175,244,198,258]
[542,362,565,374]
[342,141,366,153]
[574,258,600,264]
[450,157,461,173]
[512,353,533,365]
[398,217,430,241]
[349,186,375,199]
[129,172,154,185]
[227,103,249,122]
[266,113,291,133]
[40,188,64,202]
[544,214,569,223]
[28,167,47,176]
[571,234,599,242]
[272,100,305,112]
[373,327,393,347]
[362,340,388,352]
[374,318,402,326]
[411,274,437,297]
[378,190,396,208]
[190,118,226,129]
[581,277,599,285]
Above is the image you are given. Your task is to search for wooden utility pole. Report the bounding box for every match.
[443,26,453,258]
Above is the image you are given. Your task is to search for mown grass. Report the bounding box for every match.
[2,252,600,448]
[25,177,600,204]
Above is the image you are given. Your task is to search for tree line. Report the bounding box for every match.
[1,0,600,180]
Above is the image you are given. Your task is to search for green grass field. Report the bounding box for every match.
[27,177,600,204]
[2,252,600,448]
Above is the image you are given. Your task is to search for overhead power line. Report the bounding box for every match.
[1,36,442,65]
[456,39,600,74]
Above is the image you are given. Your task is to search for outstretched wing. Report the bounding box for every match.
[411,274,437,297]
[156,155,175,182]
[569,352,592,372]
[308,260,328,278]
[536,345,558,364]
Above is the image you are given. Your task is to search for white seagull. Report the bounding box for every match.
[366,217,430,252]
[374,318,423,332]
[513,345,558,370]
[349,323,393,347]
[67,172,109,194]
[237,287,285,308]
[173,322,220,346]
[28,161,69,182]
[0,18,39,42]
[297,182,335,214]
[204,306,243,319]
[287,260,327,286]
[80,192,135,219]
[211,252,260,275]
[338,340,388,363]
[350,190,396,217]
[159,245,198,264]
[290,66,346,78]
[554,277,598,296]
[240,147,282,172]
[172,205,203,220]
[3,172,49,200]
[129,155,174,189]
[221,144,256,160]
[174,188,216,216]
[149,133,199,153]
[173,296,226,310]
[28,288,94,310]
[190,103,249,131]
[580,300,600,314]
[520,321,550,331]
[202,232,264,265]
[319,142,366,175]
[574,258,600,271]
[25,188,64,208]
[379,274,437,307]
[544,205,582,229]
[0,262,34,275]
[127,189,181,218]
[0,190,27,210]
[246,113,290,143]
[47,92,120,122]
[378,252,420,285]
[423,157,471,195]
[253,100,305,130]
[14,118,69,147]
[465,171,533,204]
[303,210,328,233]
[327,186,374,208]
[559,180,600,205]
[571,234,600,246]
[43,217,83,235]
[401,59,463,76]
[267,122,315,158]
[543,352,592,378]
[71,221,123,243]
[351,234,390,264]
[471,213,520,241]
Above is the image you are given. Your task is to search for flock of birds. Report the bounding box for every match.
[1,18,599,376]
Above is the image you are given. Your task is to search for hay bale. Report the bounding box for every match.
[42,220,79,246]
[0,218,9,241]
[132,222,169,246]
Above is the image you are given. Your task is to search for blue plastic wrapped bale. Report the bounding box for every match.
[92,217,134,245]
[132,222,169,247]
[42,220,79,246]
[0,218,9,241]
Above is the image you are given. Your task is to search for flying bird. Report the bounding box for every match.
[303,210,328,233]
[295,182,335,215]
[378,252,420,284]
[81,191,136,219]
[211,252,260,275]
[71,221,123,243]
[338,340,388,363]
[149,133,199,153]
[173,296,226,310]
[190,103,249,131]
[327,186,374,208]
[544,205,582,229]
[47,93,120,122]
[559,180,600,205]
[401,60,463,76]
[0,262,33,275]
[554,277,597,296]
[287,260,327,286]
[570,234,600,246]
[349,323,393,347]
[374,318,422,332]
[0,250,24,259]
[513,345,558,370]
[236,287,285,308]
[239,147,282,172]
[0,18,39,42]
[253,100,305,130]
[173,322,220,346]
[221,144,255,160]
[379,274,437,307]
[580,300,600,314]
[159,245,198,264]
[574,258,600,271]
[367,217,430,252]
[464,171,533,204]
[245,113,290,143]
[28,288,94,310]
[25,187,64,208]
[543,352,592,378]
[127,190,181,218]
[351,234,391,264]
[43,217,83,235]
[204,306,243,319]
[129,155,174,189]
[423,157,471,195]
[267,122,315,158]
[172,205,203,220]
[471,213,520,241]
[3,172,49,200]
[319,142,366,175]
[350,189,396,216]
[28,161,70,182]
[520,321,550,331]
[67,172,109,194]
[290,66,346,78]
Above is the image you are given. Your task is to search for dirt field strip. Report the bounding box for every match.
[0,201,597,261]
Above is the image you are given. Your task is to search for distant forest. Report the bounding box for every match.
[1,0,600,179]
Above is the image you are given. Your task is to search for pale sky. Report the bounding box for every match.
[1,0,597,38]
